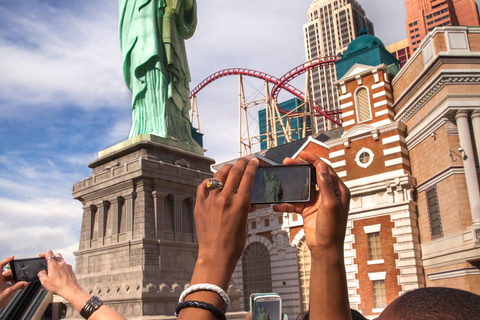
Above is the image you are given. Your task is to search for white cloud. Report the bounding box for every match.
[0,2,129,113]
[0,197,82,265]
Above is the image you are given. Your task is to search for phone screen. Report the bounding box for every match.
[10,257,47,282]
[251,164,315,204]
[253,295,281,320]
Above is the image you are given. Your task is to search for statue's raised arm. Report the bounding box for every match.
[119,0,198,144]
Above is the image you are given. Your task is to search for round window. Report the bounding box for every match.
[355,148,374,168]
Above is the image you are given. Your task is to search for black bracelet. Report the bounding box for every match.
[175,300,226,320]
[80,295,103,319]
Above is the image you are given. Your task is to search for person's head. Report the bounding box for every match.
[377,287,480,320]
[295,309,367,320]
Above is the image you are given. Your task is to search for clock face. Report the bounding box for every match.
[355,148,374,168]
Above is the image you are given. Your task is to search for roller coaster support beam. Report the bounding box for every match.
[190,95,200,133]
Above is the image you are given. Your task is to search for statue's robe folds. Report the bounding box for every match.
[119,0,197,142]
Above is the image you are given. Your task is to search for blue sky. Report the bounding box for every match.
[0,0,458,264]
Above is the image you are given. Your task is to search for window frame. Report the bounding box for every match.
[426,185,443,239]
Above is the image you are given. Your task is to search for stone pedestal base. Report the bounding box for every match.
[68,137,243,318]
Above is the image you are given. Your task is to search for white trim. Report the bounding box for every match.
[291,136,330,160]
[385,158,410,167]
[375,109,394,117]
[372,91,386,99]
[363,224,381,233]
[372,82,388,90]
[342,110,354,118]
[339,93,352,101]
[427,268,480,281]
[371,119,394,127]
[367,259,385,265]
[329,149,345,159]
[383,146,404,156]
[382,135,405,145]
[368,272,386,281]
[337,171,347,178]
[343,119,356,127]
[344,170,408,189]
[341,101,354,109]
[372,308,385,314]
[373,100,392,108]
[331,160,346,169]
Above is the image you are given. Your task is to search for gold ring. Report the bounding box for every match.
[207,179,224,190]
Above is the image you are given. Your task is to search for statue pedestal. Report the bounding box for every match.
[68,137,241,319]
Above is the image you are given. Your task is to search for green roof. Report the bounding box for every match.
[344,34,385,57]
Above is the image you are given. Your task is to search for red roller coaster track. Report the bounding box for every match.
[189,57,342,125]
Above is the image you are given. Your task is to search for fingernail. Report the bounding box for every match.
[319,162,329,174]
[251,158,259,163]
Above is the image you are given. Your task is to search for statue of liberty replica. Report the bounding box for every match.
[119,0,200,149]
[69,1,246,319]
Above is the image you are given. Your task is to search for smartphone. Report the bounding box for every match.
[250,293,282,320]
[10,257,47,282]
[251,164,316,205]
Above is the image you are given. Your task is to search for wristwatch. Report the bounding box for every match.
[80,295,103,319]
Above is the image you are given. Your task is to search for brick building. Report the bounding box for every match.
[222,26,480,319]
[404,0,480,52]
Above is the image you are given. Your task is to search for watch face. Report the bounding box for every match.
[91,296,103,308]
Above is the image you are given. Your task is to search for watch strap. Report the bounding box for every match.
[80,295,103,319]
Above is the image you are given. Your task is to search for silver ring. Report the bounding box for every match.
[38,272,46,277]
[47,255,56,260]
[207,179,224,190]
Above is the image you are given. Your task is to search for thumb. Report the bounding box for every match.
[245,311,251,320]
[4,281,29,296]
[316,161,336,200]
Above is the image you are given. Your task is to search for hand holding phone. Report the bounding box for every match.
[0,256,30,309]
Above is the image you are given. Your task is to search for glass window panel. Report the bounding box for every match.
[426,187,443,238]
[242,242,272,311]
[356,88,371,122]
[368,232,382,260]
[373,280,387,309]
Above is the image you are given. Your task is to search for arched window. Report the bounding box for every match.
[242,242,272,311]
[297,237,311,313]
[356,87,372,123]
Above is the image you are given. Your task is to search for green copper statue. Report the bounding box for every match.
[119,0,197,144]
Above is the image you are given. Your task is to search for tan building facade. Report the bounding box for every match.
[224,26,480,319]
[393,26,480,294]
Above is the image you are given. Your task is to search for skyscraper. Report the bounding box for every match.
[405,0,480,51]
[303,0,374,132]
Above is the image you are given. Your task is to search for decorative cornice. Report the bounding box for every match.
[416,166,465,192]
[427,267,480,281]
[396,72,480,124]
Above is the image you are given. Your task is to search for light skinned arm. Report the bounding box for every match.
[177,156,259,320]
[0,256,29,309]
[273,151,351,320]
[38,250,127,320]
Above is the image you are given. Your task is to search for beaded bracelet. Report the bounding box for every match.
[174,300,226,320]
[178,283,230,312]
